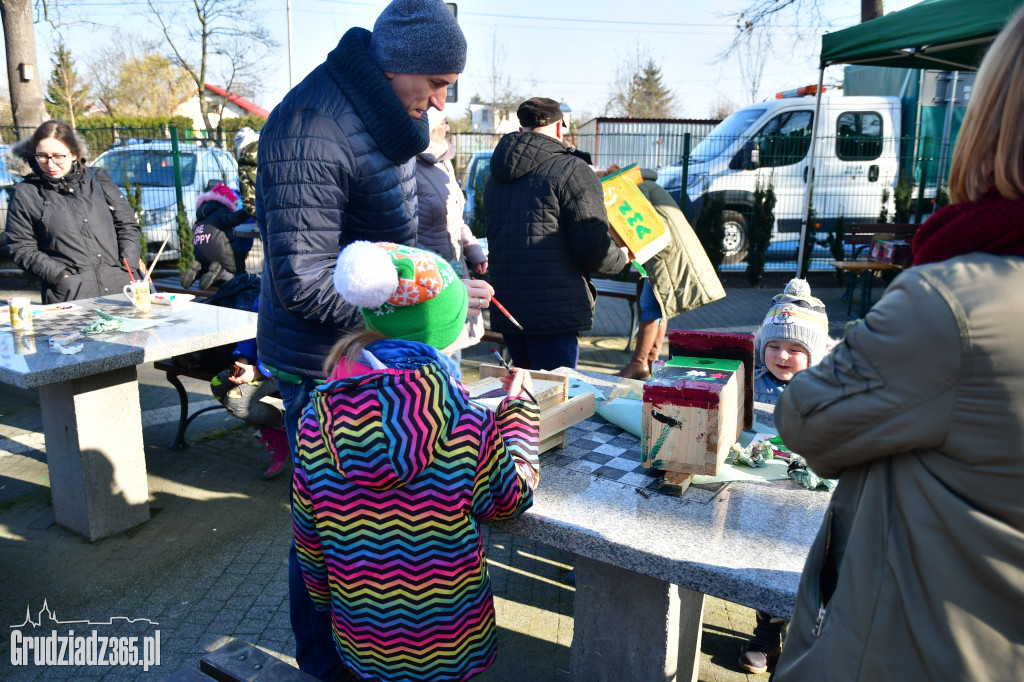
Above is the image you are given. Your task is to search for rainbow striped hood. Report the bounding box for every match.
[308,361,466,490]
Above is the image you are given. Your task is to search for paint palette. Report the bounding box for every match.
[150,293,195,309]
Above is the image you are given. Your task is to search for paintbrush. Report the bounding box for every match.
[469,274,523,330]
[490,348,536,403]
[142,236,170,287]
[488,295,524,330]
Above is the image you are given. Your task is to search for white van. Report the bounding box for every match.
[661,95,901,263]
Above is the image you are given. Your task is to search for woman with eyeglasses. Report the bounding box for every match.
[5,119,142,303]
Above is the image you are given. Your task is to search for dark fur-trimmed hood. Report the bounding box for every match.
[6,132,91,179]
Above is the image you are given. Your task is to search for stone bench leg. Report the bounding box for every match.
[570,556,705,682]
[37,366,150,540]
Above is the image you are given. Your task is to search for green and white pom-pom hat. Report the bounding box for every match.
[333,241,468,350]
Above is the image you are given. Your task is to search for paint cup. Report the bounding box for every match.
[8,297,32,330]
[12,332,36,355]
[123,281,152,312]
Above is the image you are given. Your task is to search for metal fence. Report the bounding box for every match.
[0,125,263,274]
[1,125,955,279]
[451,129,953,273]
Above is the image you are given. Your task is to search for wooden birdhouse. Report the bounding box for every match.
[642,356,746,494]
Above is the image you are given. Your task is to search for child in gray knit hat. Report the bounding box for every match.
[752,277,831,405]
[741,277,831,675]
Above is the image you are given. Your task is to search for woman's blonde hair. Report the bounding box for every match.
[948,6,1024,203]
[323,328,387,376]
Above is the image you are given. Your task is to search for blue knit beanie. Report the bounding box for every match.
[369,0,467,74]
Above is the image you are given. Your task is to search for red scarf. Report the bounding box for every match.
[911,190,1024,266]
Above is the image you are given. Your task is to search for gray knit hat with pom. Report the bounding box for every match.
[755,278,831,367]
[369,0,467,74]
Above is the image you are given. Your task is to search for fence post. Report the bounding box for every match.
[914,137,931,224]
[170,127,185,211]
[680,133,691,206]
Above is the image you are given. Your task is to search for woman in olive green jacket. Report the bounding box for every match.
[774,11,1024,680]
[617,168,725,378]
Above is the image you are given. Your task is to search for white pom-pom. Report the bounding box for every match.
[333,242,398,308]
[784,278,811,297]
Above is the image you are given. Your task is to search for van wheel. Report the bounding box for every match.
[721,210,749,265]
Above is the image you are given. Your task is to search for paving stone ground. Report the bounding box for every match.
[0,270,860,681]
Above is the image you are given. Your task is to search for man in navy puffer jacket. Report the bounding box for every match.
[254,1,471,678]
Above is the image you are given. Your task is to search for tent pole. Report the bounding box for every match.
[797,65,827,278]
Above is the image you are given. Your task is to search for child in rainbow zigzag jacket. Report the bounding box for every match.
[292,241,540,682]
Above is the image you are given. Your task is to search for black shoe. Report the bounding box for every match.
[198,262,223,290]
[180,260,201,289]
[738,611,785,674]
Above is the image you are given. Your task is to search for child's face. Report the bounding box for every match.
[764,341,810,381]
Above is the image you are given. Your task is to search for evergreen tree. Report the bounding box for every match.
[607,55,677,119]
[630,60,676,118]
[45,41,90,127]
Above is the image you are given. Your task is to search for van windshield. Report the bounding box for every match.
[689,107,768,164]
[93,150,197,187]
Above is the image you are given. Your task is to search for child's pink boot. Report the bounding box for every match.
[258,426,290,480]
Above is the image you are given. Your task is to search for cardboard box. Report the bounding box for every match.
[599,164,670,264]
[869,236,911,266]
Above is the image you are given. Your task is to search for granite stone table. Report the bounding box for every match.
[0,295,257,540]
[489,369,832,682]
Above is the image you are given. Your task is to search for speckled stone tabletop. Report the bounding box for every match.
[0,296,257,389]
[490,369,831,618]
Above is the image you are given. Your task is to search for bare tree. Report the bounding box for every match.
[146,0,277,132]
[1,0,48,134]
[735,26,771,104]
[484,29,529,129]
[728,0,883,52]
[707,96,737,120]
[88,38,193,118]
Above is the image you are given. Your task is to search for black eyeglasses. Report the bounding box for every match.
[34,153,71,164]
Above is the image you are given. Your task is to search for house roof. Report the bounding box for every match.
[203,84,270,118]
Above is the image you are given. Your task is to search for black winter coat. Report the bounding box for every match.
[5,143,142,304]
[254,27,428,380]
[193,200,247,275]
[484,132,626,334]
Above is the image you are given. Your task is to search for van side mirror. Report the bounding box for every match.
[730,140,760,171]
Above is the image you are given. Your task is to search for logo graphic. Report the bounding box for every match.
[9,601,161,671]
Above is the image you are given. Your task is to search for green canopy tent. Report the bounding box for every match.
[820,0,1023,70]
[795,0,1024,273]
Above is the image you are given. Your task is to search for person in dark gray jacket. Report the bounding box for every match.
[5,120,141,304]
[485,97,629,370]
[254,1,475,679]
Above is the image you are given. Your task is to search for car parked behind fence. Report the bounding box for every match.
[459,150,492,233]
[91,140,239,262]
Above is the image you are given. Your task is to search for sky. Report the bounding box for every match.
[10,0,921,124]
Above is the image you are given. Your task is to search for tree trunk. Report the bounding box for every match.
[862,0,883,22]
[0,0,47,135]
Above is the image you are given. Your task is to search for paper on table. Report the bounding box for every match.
[568,377,646,437]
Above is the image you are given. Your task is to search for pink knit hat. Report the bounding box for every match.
[195,183,239,210]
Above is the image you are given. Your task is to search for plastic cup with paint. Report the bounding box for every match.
[8,297,32,330]
[123,281,152,312]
